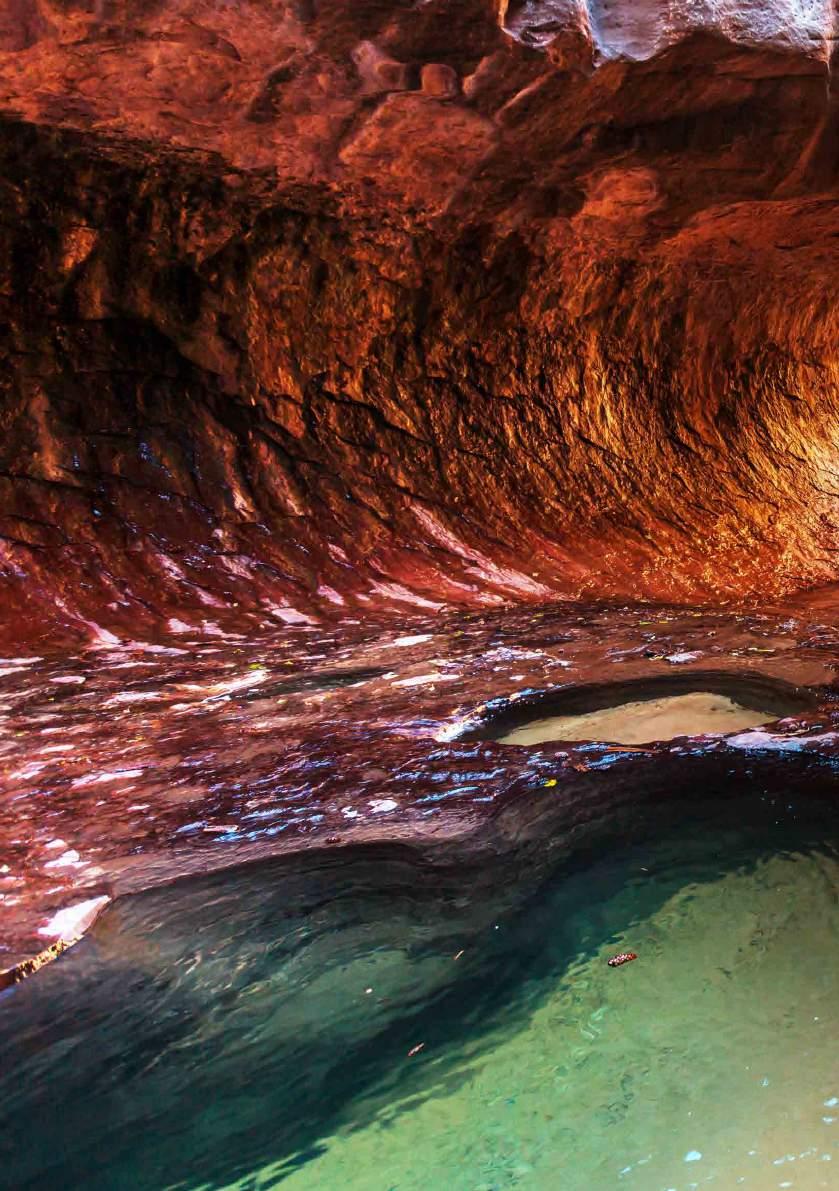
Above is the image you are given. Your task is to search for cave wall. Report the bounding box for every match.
[1,1,839,639]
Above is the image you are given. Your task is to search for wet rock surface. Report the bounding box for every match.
[1,5,839,640]
[2,4,839,981]
[3,588,839,983]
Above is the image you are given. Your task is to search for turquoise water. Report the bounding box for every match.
[3,795,839,1190]
[275,835,839,1191]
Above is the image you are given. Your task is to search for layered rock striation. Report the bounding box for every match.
[1,1,839,640]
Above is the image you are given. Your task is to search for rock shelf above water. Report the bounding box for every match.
[3,592,839,987]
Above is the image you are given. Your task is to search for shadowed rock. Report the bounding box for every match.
[0,3,837,640]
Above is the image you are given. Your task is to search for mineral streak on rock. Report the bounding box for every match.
[0,3,836,642]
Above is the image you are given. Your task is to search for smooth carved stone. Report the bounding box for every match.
[0,1,835,643]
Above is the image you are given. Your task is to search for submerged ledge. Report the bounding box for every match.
[9,787,839,1189]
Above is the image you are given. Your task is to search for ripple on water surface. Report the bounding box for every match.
[2,798,839,1190]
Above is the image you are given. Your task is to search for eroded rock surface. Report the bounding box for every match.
[3,4,839,982]
[2,588,839,984]
[0,3,838,641]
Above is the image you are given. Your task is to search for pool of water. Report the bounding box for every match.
[3,793,839,1190]
[458,669,818,750]
[496,690,776,745]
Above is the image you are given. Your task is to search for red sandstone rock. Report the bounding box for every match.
[421,63,460,98]
[0,3,837,640]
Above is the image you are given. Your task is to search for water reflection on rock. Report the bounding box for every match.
[2,590,839,982]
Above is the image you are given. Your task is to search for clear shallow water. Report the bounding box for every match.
[3,797,839,1190]
[497,691,776,745]
[277,838,839,1191]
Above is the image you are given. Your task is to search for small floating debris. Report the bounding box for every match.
[607,952,637,968]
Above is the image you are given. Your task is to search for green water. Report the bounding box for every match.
[3,797,839,1190]
[258,828,839,1191]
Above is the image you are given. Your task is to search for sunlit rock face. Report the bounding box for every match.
[1,1,839,641]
